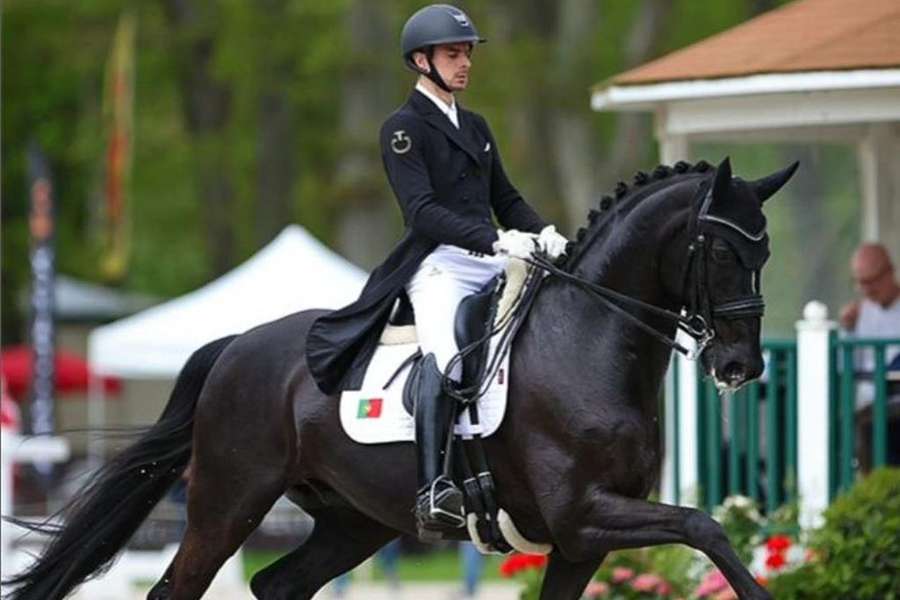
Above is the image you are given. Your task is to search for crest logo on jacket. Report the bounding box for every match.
[391,130,412,154]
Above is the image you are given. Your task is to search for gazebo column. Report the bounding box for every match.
[858,123,900,260]
[656,109,690,165]
[655,111,699,505]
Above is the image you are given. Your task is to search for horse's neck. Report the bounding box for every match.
[529,194,689,415]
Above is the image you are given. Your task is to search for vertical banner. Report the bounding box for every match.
[27,143,57,439]
[100,10,136,281]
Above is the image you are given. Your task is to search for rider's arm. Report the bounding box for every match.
[380,116,499,255]
[475,115,547,235]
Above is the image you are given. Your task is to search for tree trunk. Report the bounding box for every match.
[163,0,237,275]
[333,0,396,269]
[595,0,674,190]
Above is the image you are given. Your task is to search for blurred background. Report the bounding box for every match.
[3,0,896,598]
[7,0,856,345]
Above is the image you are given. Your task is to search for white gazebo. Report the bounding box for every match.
[592,0,900,260]
[591,0,900,519]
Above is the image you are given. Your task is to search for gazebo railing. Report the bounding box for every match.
[830,336,899,496]
[665,300,898,528]
[694,340,797,514]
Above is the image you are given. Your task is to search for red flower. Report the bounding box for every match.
[499,553,547,577]
[765,535,792,553]
[765,552,787,570]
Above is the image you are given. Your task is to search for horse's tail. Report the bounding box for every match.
[2,334,237,600]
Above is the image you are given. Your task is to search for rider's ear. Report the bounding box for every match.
[749,161,800,203]
[712,156,732,202]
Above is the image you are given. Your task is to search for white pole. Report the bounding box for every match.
[661,361,677,504]
[677,335,700,507]
[87,371,105,470]
[658,123,692,505]
[1,430,14,579]
[796,300,836,529]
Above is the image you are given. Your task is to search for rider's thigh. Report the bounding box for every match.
[406,266,468,379]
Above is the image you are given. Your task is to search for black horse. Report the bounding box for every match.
[5,157,797,600]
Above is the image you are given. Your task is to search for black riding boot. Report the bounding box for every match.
[414,354,465,539]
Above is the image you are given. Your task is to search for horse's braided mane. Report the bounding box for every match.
[562,159,714,270]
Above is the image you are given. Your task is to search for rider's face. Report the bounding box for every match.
[415,43,473,91]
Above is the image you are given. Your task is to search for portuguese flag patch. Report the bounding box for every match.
[357,397,383,419]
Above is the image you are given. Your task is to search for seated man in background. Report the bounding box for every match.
[839,242,900,468]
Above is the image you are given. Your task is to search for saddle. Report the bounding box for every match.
[396,274,501,415]
[376,261,545,554]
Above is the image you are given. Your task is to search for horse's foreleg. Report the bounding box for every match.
[249,504,397,600]
[538,551,605,600]
[552,492,770,600]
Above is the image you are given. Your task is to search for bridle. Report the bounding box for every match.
[445,176,768,403]
[529,179,766,360]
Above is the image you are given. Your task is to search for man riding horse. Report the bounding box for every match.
[305,4,568,539]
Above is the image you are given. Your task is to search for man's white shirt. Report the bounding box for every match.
[416,82,459,128]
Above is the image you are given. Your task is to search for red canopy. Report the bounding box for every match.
[0,346,121,399]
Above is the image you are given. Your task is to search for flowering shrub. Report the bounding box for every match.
[711,495,763,563]
[586,545,696,599]
[499,553,548,600]
[694,569,735,600]
[766,468,900,599]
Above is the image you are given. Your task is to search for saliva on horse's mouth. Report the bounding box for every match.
[709,368,749,394]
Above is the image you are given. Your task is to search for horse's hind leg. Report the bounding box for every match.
[152,468,285,599]
[249,504,398,600]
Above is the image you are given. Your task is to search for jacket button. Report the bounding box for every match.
[462,195,470,202]
[460,171,467,179]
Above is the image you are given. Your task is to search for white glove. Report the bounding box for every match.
[537,225,568,259]
[492,229,537,259]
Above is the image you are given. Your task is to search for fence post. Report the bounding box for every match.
[676,334,700,507]
[796,301,836,529]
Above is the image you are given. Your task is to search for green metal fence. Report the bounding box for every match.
[695,340,797,514]
[685,336,898,514]
[829,336,899,497]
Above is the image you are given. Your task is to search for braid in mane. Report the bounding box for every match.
[563,161,713,270]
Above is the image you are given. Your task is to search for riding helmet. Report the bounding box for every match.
[401,4,486,74]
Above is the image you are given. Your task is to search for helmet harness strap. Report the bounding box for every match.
[411,46,453,93]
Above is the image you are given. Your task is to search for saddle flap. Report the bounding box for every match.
[454,274,504,386]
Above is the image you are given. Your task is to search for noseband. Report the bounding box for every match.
[530,180,766,359]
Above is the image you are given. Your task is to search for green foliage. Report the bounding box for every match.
[712,495,764,564]
[2,0,852,347]
[767,468,900,600]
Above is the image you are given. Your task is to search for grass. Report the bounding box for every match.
[242,548,508,582]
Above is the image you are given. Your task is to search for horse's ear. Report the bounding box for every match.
[750,161,799,203]
[712,156,733,200]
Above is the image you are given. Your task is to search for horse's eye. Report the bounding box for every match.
[712,245,734,263]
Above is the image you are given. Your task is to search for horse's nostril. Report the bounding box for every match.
[723,362,747,383]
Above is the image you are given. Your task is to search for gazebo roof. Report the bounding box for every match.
[612,0,900,85]
[592,0,900,111]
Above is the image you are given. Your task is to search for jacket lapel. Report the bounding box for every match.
[410,90,481,164]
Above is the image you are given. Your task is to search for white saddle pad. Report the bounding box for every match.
[338,339,510,444]
[339,259,530,445]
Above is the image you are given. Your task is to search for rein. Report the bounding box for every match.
[529,180,765,360]
[444,176,767,402]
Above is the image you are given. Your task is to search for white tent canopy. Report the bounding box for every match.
[88,225,366,378]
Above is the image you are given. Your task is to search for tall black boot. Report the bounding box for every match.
[414,354,465,539]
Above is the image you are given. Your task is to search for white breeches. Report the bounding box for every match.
[406,245,507,381]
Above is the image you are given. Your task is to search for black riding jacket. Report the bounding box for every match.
[306,89,546,395]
